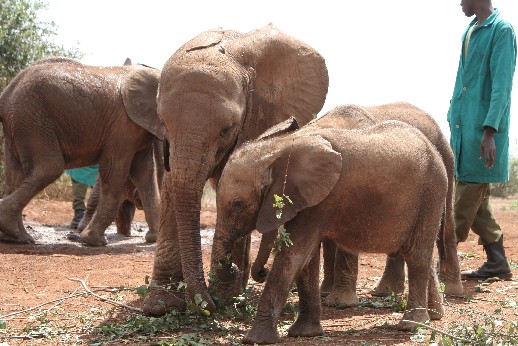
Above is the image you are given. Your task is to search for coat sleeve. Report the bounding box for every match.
[483,24,517,131]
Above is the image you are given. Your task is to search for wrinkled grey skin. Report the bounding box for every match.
[142,24,329,316]
[210,120,447,344]
[0,57,164,246]
[251,103,463,304]
[77,139,164,239]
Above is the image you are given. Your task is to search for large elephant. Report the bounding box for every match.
[210,120,447,344]
[0,57,164,245]
[142,24,329,315]
[251,102,463,303]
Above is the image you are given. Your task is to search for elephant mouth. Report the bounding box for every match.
[213,260,241,283]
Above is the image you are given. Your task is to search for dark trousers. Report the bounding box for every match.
[71,179,89,210]
[454,181,502,245]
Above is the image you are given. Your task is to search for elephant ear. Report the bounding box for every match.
[257,117,299,141]
[121,65,165,140]
[256,135,342,233]
[223,23,329,144]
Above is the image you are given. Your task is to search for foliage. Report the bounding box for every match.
[271,193,293,256]
[491,158,518,197]
[411,299,518,345]
[0,0,83,91]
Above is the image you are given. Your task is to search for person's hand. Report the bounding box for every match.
[480,127,496,168]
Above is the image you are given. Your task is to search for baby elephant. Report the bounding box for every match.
[210,121,447,344]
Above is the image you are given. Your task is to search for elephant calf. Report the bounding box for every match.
[210,120,447,344]
[0,57,164,246]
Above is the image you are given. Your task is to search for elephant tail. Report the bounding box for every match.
[436,206,447,269]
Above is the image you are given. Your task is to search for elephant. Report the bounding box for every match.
[0,57,164,245]
[210,119,448,344]
[250,102,463,306]
[77,174,142,237]
[142,24,329,316]
[77,138,165,236]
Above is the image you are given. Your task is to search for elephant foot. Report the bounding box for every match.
[79,229,107,246]
[0,229,34,244]
[0,205,28,241]
[142,288,187,316]
[116,227,131,237]
[441,278,463,297]
[324,288,359,307]
[319,278,334,296]
[287,317,324,337]
[243,325,280,344]
[144,229,157,243]
[371,276,405,297]
[397,308,429,331]
[115,219,131,236]
[428,304,444,320]
[77,212,93,232]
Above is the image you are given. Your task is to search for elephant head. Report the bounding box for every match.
[210,134,341,301]
[146,24,328,314]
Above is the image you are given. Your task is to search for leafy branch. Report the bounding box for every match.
[271,193,293,256]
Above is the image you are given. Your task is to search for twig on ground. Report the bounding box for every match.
[68,278,142,312]
[401,319,472,343]
[1,290,103,320]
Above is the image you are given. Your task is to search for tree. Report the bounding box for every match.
[0,0,83,91]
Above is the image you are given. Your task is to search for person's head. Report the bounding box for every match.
[460,0,492,18]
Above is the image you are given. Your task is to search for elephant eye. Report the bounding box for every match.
[232,199,246,212]
[219,126,232,138]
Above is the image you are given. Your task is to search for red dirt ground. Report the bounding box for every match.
[0,196,517,345]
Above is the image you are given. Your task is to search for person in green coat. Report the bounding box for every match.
[65,165,99,229]
[447,0,516,280]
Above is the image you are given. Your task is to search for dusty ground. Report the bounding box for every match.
[0,196,517,345]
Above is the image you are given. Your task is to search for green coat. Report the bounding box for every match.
[447,9,516,183]
[65,165,99,187]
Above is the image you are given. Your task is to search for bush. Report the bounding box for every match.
[491,157,518,197]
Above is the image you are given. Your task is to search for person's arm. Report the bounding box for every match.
[481,24,516,168]
[480,126,496,168]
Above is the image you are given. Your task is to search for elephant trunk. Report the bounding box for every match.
[170,143,217,311]
[251,229,277,283]
[210,227,244,302]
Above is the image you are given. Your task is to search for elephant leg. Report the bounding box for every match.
[438,206,463,296]
[398,248,435,331]
[0,147,63,243]
[0,150,32,243]
[371,254,406,296]
[287,247,324,338]
[77,177,101,232]
[320,237,336,295]
[427,263,444,321]
[130,147,160,243]
[243,220,322,345]
[231,233,252,290]
[251,229,277,283]
[143,173,186,316]
[115,200,135,236]
[80,160,130,246]
[325,248,359,307]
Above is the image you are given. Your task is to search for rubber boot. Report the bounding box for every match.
[69,209,85,229]
[461,236,512,280]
